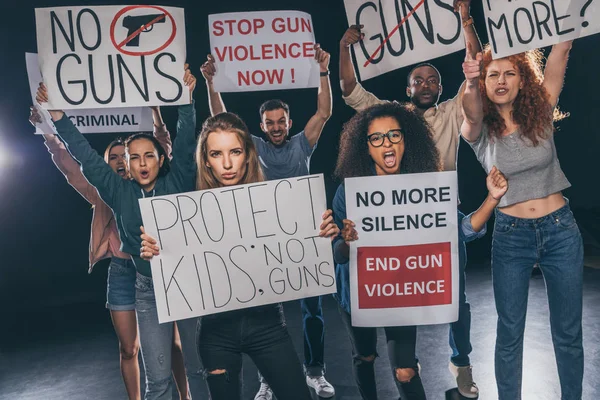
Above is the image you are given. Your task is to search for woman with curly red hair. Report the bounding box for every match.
[461,41,583,400]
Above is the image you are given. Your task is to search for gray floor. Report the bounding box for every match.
[1,264,599,400]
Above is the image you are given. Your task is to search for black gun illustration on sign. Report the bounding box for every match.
[122,14,166,47]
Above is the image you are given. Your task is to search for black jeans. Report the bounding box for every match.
[338,306,426,400]
[198,304,312,400]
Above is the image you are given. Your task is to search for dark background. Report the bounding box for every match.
[0,1,598,319]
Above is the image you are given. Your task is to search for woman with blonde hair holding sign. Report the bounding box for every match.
[140,112,340,400]
[460,39,583,399]
[35,65,204,400]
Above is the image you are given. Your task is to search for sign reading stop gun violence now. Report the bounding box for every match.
[484,0,600,59]
[139,174,336,323]
[35,5,188,110]
[345,171,459,327]
[208,11,320,92]
[343,0,465,81]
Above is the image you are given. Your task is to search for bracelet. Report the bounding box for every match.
[462,17,474,28]
[320,70,330,77]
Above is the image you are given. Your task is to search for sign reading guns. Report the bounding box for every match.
[35,5,188,110]
[138,174,336,323]
[483,0,599,59]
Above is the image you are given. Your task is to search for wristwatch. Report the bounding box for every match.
[320,70,330,77]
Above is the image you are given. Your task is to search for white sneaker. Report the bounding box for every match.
[449,362,479,399]
[254,382,273,400]
[306,375,335,398]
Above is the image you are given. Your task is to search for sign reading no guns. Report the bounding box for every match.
[139,174,336,323]
[35,5,188,110]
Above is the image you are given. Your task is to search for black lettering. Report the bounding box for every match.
[117,54,149,102]
[91,114,103,126]
[356,192,370,207]
[89,54,115,104]
[424,187,437,203]
[434,0,461,45]
[274,180,298,235]
[409,188,423,203]
[550,0,574,35]
[56,53,86,106]
[175,195,201,246]
[285,239,305,263]
[392,189,407,205]
[303,264,320,286]
[51,10,75,53]
[286,267,302,291]
[263,242,283,265]
[220,186,245,238]
[76,9,101,51]
[421,213,434,228]
[318,261,335,287]
[229,245,257,303]
[154,52,183,103]
[439,186,451,202]
[248,184,275,238]
[269,267,285,294]
[362,217,374,232]
[356,2,385,64]
[122,114,131,125]
[192,254,206,310]
[487,14,513,54]
[435,212,447,227]
[401,0,434,50]
[150,198,179,249]
[297,176,320,230]
[76,115,84,126]
[514,8,535,44]
[160,256,193,316]
[199,191,225,242]
[203,251,232,308]
[532,1,552,39]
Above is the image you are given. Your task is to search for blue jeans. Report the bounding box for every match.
[199,304,311,400]
[448,234,472,367]
[135,273,204,400]
[106,257,137,311]
[492,203,584,400]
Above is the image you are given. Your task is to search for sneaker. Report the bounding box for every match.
[448,363,479,399]
[306,375,335,398]
[254,382,273,400]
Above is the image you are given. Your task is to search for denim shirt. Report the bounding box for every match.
[331,183,486,314]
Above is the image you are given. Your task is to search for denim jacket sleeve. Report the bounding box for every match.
[460,211,487,243]
[332,183,349,264]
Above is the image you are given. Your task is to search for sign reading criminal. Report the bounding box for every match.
[35,6,188,109]
[483,0,600,59]
[343,0,465,81]
[139,174,336,323]
[345,171,459,327]
[208,11,320,92]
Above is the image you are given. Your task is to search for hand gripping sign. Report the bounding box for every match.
[138,174,336,323]
[208,11,321,92]
[483,0,599,59]
[35,5,188,109]
[343,0,465,81]
[345,171,459,327]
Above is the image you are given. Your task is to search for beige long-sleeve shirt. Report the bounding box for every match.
[342,82,464,172]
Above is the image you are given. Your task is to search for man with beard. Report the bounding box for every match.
[339,2,484,398]
[201,44,335,400]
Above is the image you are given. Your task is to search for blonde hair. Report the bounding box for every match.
[195,113,265,190]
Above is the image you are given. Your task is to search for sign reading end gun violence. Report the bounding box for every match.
[139,174,336,323]
[345,171,459,327]
[484,0,599,59]
[35,5,188,110]
[208,11,320,92]
[343,0,465,81]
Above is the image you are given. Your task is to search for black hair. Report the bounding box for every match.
[259,99,290,118]
[406,63,441,86]
[124,133,171,177]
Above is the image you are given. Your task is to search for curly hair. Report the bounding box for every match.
[480,44,566,145]
[334,102,441,180]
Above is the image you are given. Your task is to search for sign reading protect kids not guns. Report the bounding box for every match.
[208,11,321,92]
[345,171,459,327]
[483,0,599,59]
[35,6,188,110]
[343,0,465,81]
[138,174,336,323]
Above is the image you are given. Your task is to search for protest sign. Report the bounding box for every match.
[343,0,465,81]
[25,53,58,135]
[208,11,320,92]
[483,0,599,59]
[26,53,154,134]
[35,6,188,110]
[345,171,459,327]
[139,174,336,323]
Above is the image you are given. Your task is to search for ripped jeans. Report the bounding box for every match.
[136,273,204,400]
[338,306,426,400]
[198,304,311,400]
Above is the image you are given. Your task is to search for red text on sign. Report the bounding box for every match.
[211,17,312,36]
[214,42,315,62]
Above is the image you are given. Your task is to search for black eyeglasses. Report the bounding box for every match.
[367,129,404,147]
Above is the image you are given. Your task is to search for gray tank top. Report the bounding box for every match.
[468,124,570,207]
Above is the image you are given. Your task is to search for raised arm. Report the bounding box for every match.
[456,0,482,57]
[165,67,197,193]
[460,42,484,142]
[36,84,123,209]
[150,106,173,160]
[543,40,573,108]
[201,54,227,116]
[339,25,363,96]
[469,166,508,232]
[304,45,332,148]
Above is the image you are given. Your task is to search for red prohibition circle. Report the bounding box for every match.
[110,5,177,56]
